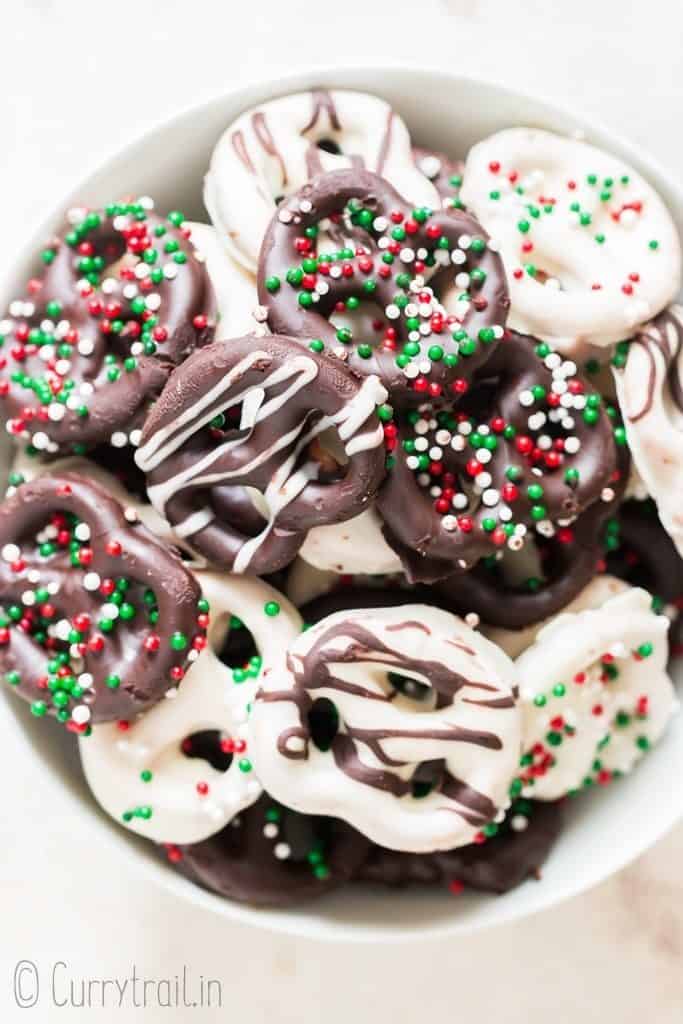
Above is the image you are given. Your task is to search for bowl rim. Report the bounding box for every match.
[3,60,682,943]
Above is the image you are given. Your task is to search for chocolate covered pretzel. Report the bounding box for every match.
[0,474,206,725]
[250,604,520,853]
[258,169,509,404]
[170,793,370,907]
[357,798,563,895]
[378,331,621,583]
[136,334,388,575]
[0,200,215,456]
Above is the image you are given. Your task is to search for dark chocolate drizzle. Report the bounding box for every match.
[251,111,288,188]
[301,90,342,134]
[622,307,683,422]
[230,130,256,174]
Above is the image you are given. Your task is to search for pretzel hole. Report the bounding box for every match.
[387,671,432,705]
[305,432,347,482]
[308,697,339,752]
[181,729,234,771]
[218,615,258,671]
[411,759,445,799]
[316,138,342,155]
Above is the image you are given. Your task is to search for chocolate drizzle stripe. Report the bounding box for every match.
[262,616,512,815]
[300,90,342,134]
[385,620,431,635]
[626,310,683,423]
[251,111,288,187]
[347,723,503,751]
[230,130,256,174]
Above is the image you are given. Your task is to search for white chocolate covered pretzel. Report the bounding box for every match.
[614,306,683,555]
[250,605,520,853]
[516,587,677,800]
[461,128,681,352]
[186,222,264,339]
[299,507,402,576]
[79,574,302,844]
[205,89,439,271]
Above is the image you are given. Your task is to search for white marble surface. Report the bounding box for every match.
[2,1,683,1020]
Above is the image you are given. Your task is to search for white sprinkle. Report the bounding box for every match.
[274,843,291,860]
[71,705,91,725]
[74,523,90,542]
[528,412,546,431]
[511,815,529,833]
[263,823,279,839]
[101,603,119,620]
[442,515,458,532]
[78,339,95,356]
[111,431,128,448]
[83,572,101,591]
[48,403,66,422]
[2,544,20,562]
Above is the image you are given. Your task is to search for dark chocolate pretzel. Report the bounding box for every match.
[136,334,388,575]
[378,332,620,583]
[0,200,215,456]
[356,798,563,895]
[170,792,370,907]
[257,168,509,405]
[0,473,206,726]
[432,433,631,627]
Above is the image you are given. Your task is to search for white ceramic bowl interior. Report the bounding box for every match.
[2,65,682,943]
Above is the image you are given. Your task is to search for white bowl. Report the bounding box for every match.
[2,65,682,943]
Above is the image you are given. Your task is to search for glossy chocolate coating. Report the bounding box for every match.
[356,799,563,894]
[258,168,509,404]
[378,332,620,585]
[174,794,370,907]
[0,473,204,722]
[0,205,215,454]
[137,334,387,574]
